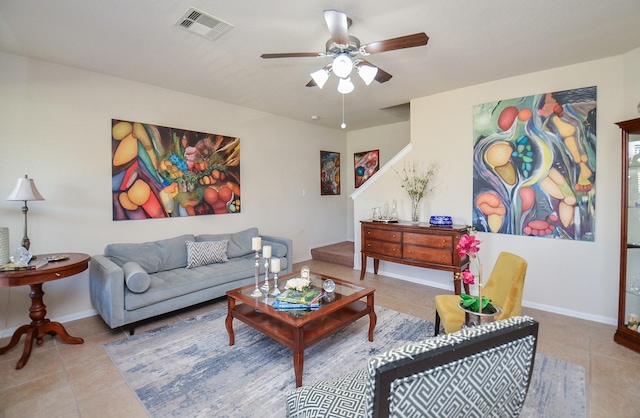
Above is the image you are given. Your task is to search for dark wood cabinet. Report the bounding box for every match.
[360,221,470,294]
[615,117,640,354]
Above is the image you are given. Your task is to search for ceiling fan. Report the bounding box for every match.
[261,9,429,94]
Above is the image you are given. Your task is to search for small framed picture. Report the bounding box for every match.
[320,151,340,195]
[354,150,379,188]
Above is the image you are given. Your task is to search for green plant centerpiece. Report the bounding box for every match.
[394,160,438,223]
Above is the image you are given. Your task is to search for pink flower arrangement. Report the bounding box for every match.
[456,231,494,313]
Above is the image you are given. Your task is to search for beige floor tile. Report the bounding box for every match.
[590,352,640,417]
[0,370,69,411]
[0,346,65,391]
[76,381,148,418]
[2,385,79,418]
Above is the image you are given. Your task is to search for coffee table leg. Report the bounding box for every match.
[226,297,235,346]
[367,293,377,342]
[293,329,304,387]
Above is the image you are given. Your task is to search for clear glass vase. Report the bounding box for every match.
[411,196,421,223]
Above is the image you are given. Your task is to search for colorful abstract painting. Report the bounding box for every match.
[472,86,596,240]
[111,120,240,221]
[354,150,379,188]
[320,151,340,195]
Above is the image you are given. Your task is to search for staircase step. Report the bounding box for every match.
[310,241,354,268]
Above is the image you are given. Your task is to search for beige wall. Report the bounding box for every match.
[0,52,349,333]
[346,122,410,241]
[354,48,640,325]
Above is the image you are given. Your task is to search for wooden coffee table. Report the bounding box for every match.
[226,271,376,387]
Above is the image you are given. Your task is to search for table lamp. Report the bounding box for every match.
[6,175,45,251]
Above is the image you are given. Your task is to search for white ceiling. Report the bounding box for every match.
[1,0,639,131]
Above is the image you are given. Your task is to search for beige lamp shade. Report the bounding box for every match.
[6,175,45,202]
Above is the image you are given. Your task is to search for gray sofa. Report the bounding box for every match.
[286,316,538,418]
[90,227,292,332]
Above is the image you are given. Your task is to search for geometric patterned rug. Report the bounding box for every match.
[104,306,586,417]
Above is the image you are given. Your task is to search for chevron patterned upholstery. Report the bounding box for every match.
[286,316,538,418]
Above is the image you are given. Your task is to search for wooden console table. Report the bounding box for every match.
[360,221,470,294]
[0,253,90,369]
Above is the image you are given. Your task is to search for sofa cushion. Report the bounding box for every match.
[186,240,229,268]
[196,233,231,243]
[123,262,151,293]
[227,227,259,258]
[124,254,258,311]
[105,234,195,273]
[262,240,287,258]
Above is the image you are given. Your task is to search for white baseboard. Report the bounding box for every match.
[0,308,98,339]
[359,266,617,326]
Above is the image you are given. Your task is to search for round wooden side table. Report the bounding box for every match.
[0,252,90,369]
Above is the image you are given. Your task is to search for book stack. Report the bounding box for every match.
[0,259,48,272]
[274,288,323,311]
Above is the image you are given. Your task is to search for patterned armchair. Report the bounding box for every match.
[285,316,538,418]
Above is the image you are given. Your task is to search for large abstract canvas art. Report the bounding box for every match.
[111,120,240,221]
[472,86,596,240]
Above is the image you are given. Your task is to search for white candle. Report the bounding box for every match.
[262,245,272,258]
[271,258,281,273]
[252,237,261,251]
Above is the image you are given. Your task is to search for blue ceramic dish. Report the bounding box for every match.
[430,215,452,226]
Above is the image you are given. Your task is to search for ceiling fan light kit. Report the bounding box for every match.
[332,54,353,78]
[356,63,378,86]
[337,77,355,95]
[310,68,330,89]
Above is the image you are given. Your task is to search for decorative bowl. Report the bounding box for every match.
[430,215,452,226]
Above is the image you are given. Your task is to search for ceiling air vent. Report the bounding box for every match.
[175,7,233,41]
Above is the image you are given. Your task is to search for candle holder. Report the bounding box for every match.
[250,250,262,298]
[270,271,281,296]
[260,256,270,293]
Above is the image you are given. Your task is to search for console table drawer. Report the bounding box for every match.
[403,232,452,248]
[363,228,401,243]
[403,245,452,264]
[363,240,401,256]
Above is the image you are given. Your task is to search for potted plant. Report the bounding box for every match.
[455,229,501,326]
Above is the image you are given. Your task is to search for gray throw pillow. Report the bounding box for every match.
[123,261,151,293]
[227,227,259,258]
[186,240,229,268]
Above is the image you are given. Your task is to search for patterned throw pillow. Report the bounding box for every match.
[186,240,229,268]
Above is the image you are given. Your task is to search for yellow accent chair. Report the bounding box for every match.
[434,251,527,335]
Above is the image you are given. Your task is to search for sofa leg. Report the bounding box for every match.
[129,327,135,336]
[434,311,441,336]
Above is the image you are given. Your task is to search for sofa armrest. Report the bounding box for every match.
[89,255,126,329]
[261,234,293,274]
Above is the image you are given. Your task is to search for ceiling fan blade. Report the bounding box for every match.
[362,33,429,54]
[324,10,349,46]
[359,59,392,83]
[261,52,324,59]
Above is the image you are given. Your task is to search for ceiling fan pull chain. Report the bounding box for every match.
[341,94,347,129]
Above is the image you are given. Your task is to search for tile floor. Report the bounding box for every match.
[1,259,639,417]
